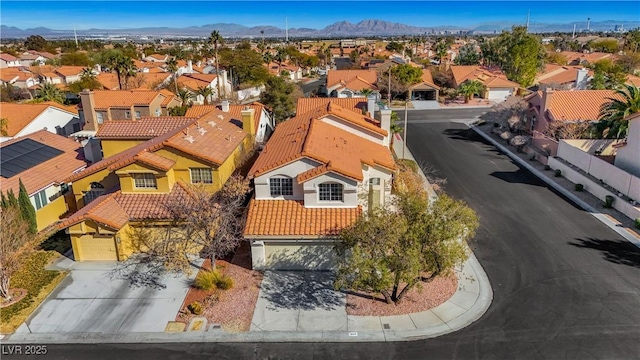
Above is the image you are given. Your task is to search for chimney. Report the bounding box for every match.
[366,94,377,117]
[187,60,193,74]
[80,89,99,131]
[575,68,589,90]
[375,105,392,147]
[220,69,228,96]
[241,106,256,137]
[221,100,230,112]
[541,89,553,118]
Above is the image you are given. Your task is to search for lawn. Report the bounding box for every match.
[0,251,68,333]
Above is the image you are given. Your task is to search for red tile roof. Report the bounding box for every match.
[185,102,267,135]
[545,90,621,121]
[0,102,78,137]
[91,90,166,110]
[296,98,366,116]
[451,65,520,88]
[134,151,176,171]
[96,117,195,139]
[0,130,87,195]
[244,199,362,237]
[327,70,377,88]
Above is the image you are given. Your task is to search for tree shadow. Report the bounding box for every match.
[260,271,344,311]
[569,238,640,268]
[489,170,546,187]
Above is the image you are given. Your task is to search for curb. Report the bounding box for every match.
[470,125,640,249]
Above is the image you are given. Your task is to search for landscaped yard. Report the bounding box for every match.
[176,242,263,332]
[0,251,68,333]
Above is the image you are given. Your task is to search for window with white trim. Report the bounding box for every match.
[96,112,104,124]
[133,173,157,189]
[318,183,343,201]
[155,108,161,117]
[270,177,293,196]
[33,190,48,210]
[190,168,213,184]
[135,110,141,119]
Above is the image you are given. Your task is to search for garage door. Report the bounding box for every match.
[488,88,513,101]
[264,242,337,270]
[77,235,118,261]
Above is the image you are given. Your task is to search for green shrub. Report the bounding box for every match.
[216,275,234,290]
[554,169,562,177]
[188,301,203,315]
[397,159,419,173]
[604,195,615,208]
[194,270,217,291]
[635,218,640,229]
[544,164,551,170]
[575,184,584,192]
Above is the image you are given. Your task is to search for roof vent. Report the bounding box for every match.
[197,127,207,135]
[217,115,224,120]
[184,135,195,143]
[207,121,217,127]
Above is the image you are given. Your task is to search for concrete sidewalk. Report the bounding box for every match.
[4,134,493,344]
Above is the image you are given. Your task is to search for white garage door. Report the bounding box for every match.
[77,235,118,261]
[264,242,337,270]
[488,88,513,101]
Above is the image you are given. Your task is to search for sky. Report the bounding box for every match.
[1,1,639,30]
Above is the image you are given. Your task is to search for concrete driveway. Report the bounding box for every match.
[250,271,347,332]
[17,261,195,334]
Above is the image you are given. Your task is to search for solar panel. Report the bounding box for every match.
[0,138,64,178]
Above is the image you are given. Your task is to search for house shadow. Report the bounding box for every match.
[442,127,505,156]
[489,170,546,187]
[260,270,344,311]
[569,238,640,268]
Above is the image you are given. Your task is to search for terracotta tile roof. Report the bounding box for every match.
[324,102,387,136]
[419,69,440,89]
[249,103,395,181]
[185,103,266,135]
[626,75,640,87]
[450,65,520,88]
[92,90,165,110]
[54,66,85,77]
[191,65,205,74]
[0,53,18,61]
[159,89,178,106]
[327,70,377,88]
[183,73,217,83]
[177,77,209,92]
[559,51,612,65]
[296,163,331,183]
[296,98,366,115]
[244,199,362,237]
[546,90,621,121]
[134,151,176,171]
[341,76,378,91]
[148,54,167,61]
[96,116,194,139]
[0,102,77,137]
[184,105,217,118]
[536,65,592,85]
[0,130,87,195]
[66,109,247,182]
[58,182,190,230]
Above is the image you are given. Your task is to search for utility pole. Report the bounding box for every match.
[572,24,576,39]
[526,10,530,31]
[587,17,591,32]
[74,24,79,48]
[402,100,408,159]
[285,18,289,43]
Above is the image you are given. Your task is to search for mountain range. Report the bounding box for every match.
[1,19,638,38]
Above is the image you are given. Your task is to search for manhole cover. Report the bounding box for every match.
[383,323,391,329]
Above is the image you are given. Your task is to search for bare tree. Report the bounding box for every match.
[0,207,35,300]
[545,120,593,140]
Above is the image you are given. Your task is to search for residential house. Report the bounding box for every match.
[0,67,39,90]
[177,72,231,103]
[0,53,21,68]
[525,89,619,139]
[559,51,612,66]
[450,65,521,101]
[0,130,88,231]
[408,66,441,102]
[96,72,172,91]
[18,52,46,67]
[0,102,82,142]
[244,100,396,270]
[143,54,168,63]
[78,89,181,131]
[326,69,378,98]
[54,66,85,84]
[56,107,256,261]
[534,64,592,91]
[615,112,640,177]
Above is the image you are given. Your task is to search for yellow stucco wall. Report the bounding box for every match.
[117,162,172,194]
[101,139,145,158]
[36,195,68,231]
[71,169,119,209]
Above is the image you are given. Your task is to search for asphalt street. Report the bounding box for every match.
[5,111,640,360]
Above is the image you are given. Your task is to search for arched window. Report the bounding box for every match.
[318,182,343,202]
[84,182,105,204]
[270,176,293,196]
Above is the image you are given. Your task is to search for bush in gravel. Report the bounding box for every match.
[188,301,203,315]
[635,218,640,229]
[194,270,217,291]
[604,195,615,208]
[575,184,584,192]
[554,169,562,177]
[216,275,234,290]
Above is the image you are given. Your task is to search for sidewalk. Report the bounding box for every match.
[3,136,493,344]
[471,124,640,249]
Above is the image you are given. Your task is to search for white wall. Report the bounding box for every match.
[236,86,263,102]
[255,108,273,144]
[29,183,62,209]
[302,172,359,208]
[16,107,81,139]
[254,158,321,200]
[615,119,640,177]
[319,114,385,145]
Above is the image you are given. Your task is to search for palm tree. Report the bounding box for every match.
[262,52,274,65]
[80,68,95,81]
[360,88,374,98]
[165,58,179,94]
[435,41,449,70]
[177,88,194,107]
[457,80,485,103]
[196,86,214,105]
[209,30,224,100]
[275,47,287,74]
[35,83,65,104]
[105,54,136,90]
[597,85,640,138]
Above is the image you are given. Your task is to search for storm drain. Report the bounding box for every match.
[383,323,391,329]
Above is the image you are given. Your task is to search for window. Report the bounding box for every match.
[133,173,157,189]
[96,112,104,124]
[319,183,343,201]
[190,168,213,184]
[84,182,104,204]
[155,108,161,117]
[270,177,293,196]
[369,178,381,186]
[72,122,81,132]
[125,110,131,119]
[135,111,141,119]
[33,190,48,210]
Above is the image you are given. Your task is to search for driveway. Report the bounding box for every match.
[17,261,195,333]
[250,271,347,332]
